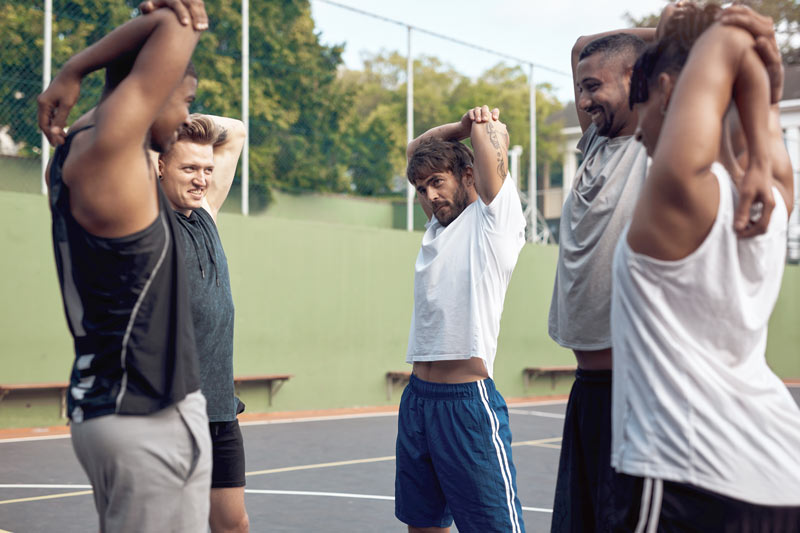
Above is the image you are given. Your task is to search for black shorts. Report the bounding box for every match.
[209,418,246,489]
[611,473,800,532]
[551,369,634,533]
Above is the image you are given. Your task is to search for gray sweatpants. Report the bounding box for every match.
[71,390,212,532]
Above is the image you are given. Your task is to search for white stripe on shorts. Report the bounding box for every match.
[646,479,663,533]
[477,380,521,533]
[634,477,653,533]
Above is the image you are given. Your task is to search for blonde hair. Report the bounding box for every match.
[175,114,228,147]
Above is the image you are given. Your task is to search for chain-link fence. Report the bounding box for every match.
[3,0,577,239]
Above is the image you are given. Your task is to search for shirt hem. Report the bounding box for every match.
[547,332,611,351]
[615,459,800,507]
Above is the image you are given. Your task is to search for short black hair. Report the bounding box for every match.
[406,138,474,185]
[629,3,721,109]
[579,33,646,63]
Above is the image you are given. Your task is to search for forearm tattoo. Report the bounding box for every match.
[487,121,506,178]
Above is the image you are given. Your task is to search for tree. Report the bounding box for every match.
[0,0,134,157]
[338,52,564,195]
[625,0,800,64]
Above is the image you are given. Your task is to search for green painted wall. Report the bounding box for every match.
[0,190,797,428]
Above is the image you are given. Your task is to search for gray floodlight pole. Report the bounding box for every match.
[241,0,250,215]
[406,25,414,232]
[41,0,52,195]
[528,63,538,243]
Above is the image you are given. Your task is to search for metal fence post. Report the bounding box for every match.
[241,0,250,216]
[528,63,538,243]
[406,25,414,232]
[41,0,52,195]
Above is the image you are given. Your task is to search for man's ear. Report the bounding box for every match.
[157,156,165,178]
[658,72,675,113]
[461,166,475,188]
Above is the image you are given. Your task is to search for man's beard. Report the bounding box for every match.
[437,183,470,227]
[597,108,615,136]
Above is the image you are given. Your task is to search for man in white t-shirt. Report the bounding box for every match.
[394,106,527,533]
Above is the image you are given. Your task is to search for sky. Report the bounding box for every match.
[310,0,668,103]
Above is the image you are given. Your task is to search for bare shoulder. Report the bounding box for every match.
[62,131,157,237]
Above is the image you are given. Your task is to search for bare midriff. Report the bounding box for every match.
[573,348,613,370]
[412,357,489,384]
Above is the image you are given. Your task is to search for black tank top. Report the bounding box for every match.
[49,126,200,422]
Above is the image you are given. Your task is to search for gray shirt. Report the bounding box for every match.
[548,123,648,350]
[175,207,238,422]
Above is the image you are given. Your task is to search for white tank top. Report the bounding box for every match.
[610,163,800,505]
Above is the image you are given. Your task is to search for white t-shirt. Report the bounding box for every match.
[406,177,526,377]
[610,164,800,505]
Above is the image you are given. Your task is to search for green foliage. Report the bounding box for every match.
[625,0,800,64]
[1,0,565,197]
[339,53,564,194]
[0,0,135,157]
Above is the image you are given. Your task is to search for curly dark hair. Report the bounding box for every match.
[629,2,722,109]
[406,138,474,185]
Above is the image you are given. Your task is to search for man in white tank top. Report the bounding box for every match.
[611,5,800,530]
[395,106,527,533]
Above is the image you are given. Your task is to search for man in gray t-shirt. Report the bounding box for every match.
[548,31,651,533]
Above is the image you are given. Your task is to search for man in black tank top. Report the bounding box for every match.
[156,114,249,532]
[38,4,212,532]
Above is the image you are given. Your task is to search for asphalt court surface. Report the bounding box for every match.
[1,387,799,532]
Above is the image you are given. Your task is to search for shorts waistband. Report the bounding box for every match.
[575,368,612,383]
[408,373,495,399]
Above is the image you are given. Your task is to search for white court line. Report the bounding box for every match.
[508,399,568,408]
[0,434,71,444]
[240,411,399,427]
[245,489,394,501]
[0,485,554,514]
[508,409,566,420]
[0,398,569,443]
[522,506,554,514]
[241,398,569,427]
[245,489,553,514]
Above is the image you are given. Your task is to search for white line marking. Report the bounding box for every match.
[508,409,566,419]
[243,489,554,514]
[245,489,394,501]
[521,506,554,513]
[240,411,399,427]
[0,399,569,443]
[508,399,568,408]
[0,485,557,514]
[0,434,71,444]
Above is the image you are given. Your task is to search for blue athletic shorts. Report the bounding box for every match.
[394,374,525,533]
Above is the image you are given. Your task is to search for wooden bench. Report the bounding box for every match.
[523,366,577,390]
[385,371,411,401]
[0,382,70,418]
[0,376,293,418]
[233,374,292,407]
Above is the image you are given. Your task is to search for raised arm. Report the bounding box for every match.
[202,116,246,222]
[720,4,794,233]
[469,106,509,204]
[627,24,773,261]
[651,25,770,202]
[38,7,205,238]
[38,8,202,147]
